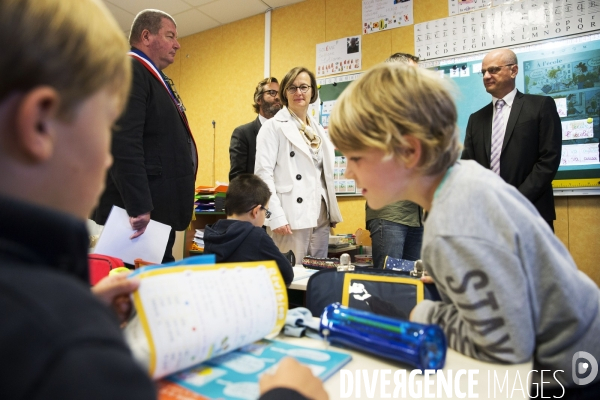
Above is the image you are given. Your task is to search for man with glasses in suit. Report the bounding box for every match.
[462,48,562,230]
[229,77,281,181]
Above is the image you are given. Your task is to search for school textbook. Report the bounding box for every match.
[123,258,351,400]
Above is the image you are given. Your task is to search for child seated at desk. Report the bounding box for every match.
[328,63,600,397]
[204,174,294,286]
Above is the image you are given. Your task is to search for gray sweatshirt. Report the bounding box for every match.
[412,160,600,388]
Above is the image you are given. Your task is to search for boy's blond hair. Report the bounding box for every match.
[0,0,131,119]
[329,63,462,176]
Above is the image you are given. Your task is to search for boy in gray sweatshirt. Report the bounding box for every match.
[328,62,600,397]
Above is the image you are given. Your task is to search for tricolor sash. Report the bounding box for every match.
[128,51,198,176]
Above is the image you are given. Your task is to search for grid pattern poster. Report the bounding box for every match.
[416,0,600,60]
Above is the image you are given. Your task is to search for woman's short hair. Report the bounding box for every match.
[0,0,131,120]
[279,67,318,108]
[225,174,272,216]
[328,63,462,176]
[253,77,279,113]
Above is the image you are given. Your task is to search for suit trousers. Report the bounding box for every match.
[269,199,330,262]
[162,229,176,264]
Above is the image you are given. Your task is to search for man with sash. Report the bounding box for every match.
[94,9,198,263]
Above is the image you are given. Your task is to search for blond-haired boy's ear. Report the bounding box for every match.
[14,86,60,163]
[397,135,422,169]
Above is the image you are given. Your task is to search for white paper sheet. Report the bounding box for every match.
[93,206,171,264]
[561,118,594,140]
[560,143,600,166]
[363,0,414,34]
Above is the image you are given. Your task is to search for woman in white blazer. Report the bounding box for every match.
[255,66,342,262]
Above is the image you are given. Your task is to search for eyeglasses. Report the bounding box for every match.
[247,205,271,218]
[286,84,311,94]
[480,64,515,75]
[261,90,278,97]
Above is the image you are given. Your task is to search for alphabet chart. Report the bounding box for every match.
[417,0,600,60]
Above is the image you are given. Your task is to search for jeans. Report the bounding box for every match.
[367,219,424,269]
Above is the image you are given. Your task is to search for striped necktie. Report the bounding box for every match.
[490,99,506,175]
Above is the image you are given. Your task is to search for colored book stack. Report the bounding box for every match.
[194,184,228,213]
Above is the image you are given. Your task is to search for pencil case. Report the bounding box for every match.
[320,303,446,370]
[302,256,340,270]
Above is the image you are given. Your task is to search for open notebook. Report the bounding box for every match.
[123,259,351,399]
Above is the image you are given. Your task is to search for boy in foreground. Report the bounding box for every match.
[328,62,600,398]
[0,0,325,399]
[204,174,294,286]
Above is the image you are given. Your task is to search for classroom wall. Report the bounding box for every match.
[165,0,600,286]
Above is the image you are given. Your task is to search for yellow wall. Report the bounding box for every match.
[165,13,265,188]
[167,0,599,285]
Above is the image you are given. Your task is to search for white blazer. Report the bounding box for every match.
[255,107,343,230]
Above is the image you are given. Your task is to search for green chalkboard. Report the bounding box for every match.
[317,35,600,188]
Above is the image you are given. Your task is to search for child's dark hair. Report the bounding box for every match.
[225,174,271,216]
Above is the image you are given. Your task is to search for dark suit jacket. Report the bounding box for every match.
[229,116,261,181]
[462,91,562,222]
[93,58,197,231]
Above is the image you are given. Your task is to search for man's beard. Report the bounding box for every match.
[261,100,282,118]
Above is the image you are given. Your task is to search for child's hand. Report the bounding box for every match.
[91,272,140,324]
[421,275,434,284]
[259,357,328,400]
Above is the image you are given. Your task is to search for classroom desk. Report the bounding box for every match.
[276,333,533,399]
[289,265,314,290]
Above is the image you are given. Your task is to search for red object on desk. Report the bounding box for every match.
[157,381,209,400]
[88,254,125,285]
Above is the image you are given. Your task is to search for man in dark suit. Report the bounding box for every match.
[229,77,281,181]
[94,10,198,262]
[462,48,562,229]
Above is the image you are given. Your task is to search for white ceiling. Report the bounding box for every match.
[102,0,305,39]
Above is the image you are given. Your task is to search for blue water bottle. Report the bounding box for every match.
[320,303,446,370]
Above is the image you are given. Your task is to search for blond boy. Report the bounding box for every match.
[328,63,600,396]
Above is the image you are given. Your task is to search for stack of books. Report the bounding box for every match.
[190,229,204,253]
[194,183,228,213]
